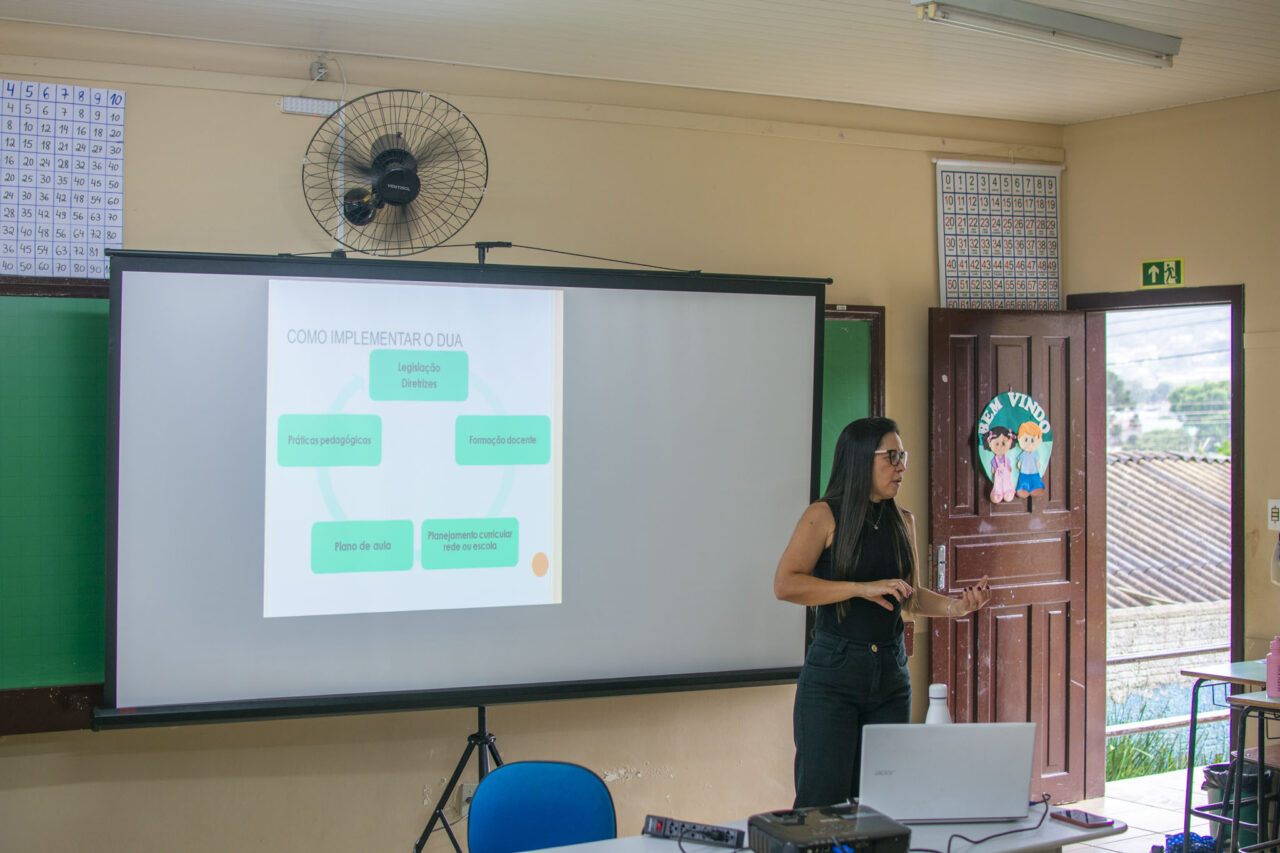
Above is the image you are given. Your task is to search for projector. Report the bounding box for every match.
[748,803,911,853]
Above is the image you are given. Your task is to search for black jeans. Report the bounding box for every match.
[792,630,911,808]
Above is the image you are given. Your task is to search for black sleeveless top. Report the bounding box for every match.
[811,497,905,643]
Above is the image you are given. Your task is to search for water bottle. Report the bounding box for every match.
[925,683,953,724]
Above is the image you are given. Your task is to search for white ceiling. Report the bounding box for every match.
[3,0,1279,125]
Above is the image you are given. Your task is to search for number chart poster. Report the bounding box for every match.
[935,161,1061,310]
[0,80,125,279]
[264,278,564,618]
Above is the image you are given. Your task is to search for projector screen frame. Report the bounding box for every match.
[96,250,828,729]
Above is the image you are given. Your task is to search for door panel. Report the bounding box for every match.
[1043,603,1070,776]
[991,608,1030,721]
[952,533,1068,584]
[929,308,1092,803]
[940,334,979,518]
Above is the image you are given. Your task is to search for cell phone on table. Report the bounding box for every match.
[1050,809,1114,828]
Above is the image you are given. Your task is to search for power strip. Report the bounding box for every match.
[643,815,745,848]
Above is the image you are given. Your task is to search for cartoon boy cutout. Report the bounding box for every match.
[1015,421,1047,497]
[984,426,1016,503]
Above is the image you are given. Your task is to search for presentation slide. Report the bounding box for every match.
[264,279,563,617]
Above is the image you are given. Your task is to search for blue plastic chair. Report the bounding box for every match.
[467,761,617,853]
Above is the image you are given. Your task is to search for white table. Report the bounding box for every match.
[905,810,1126,853]
[1180,659,1269,853]
[544,811,1126,853]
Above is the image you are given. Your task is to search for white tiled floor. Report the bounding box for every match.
[1063,768,1214,853]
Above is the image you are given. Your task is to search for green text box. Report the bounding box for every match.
[277,414,382,467]
[422,518,519,570]
[455,415,551,465]
[369,350,469,401]
[311,520,414,574]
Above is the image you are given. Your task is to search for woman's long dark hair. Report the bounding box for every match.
[820,417,915,617]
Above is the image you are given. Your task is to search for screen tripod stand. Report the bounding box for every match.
[413,706,504,853]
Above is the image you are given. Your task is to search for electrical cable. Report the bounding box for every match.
[297,59,326,97]
[297,53,350,104]
[430,241,700,272]
[935,793,1052,853]
[1108,348,1229,366]
[908,794,1052,853]
[329,54,350,104]
[279,242,700,272]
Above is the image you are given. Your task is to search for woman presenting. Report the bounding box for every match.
[773,417,992,808]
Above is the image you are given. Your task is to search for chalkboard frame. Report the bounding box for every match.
[0,276,107,298]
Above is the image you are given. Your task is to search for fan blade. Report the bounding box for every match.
[364,202,411,255]
[411,128,466,168]
[340,154,377,182]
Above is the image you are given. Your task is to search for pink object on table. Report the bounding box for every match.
[1268,637,1280,698]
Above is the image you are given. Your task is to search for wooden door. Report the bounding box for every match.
[927,308,1100,803]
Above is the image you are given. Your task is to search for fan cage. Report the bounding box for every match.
[302,89,488,256]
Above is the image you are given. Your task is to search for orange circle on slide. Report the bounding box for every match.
[532,552,549,577]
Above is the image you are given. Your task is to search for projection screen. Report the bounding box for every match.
[97,251,825,727]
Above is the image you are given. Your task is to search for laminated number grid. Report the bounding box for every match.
[0,80,125,279]
[936,163,1060,309]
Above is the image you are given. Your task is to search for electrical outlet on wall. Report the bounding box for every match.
[456,782,479,817]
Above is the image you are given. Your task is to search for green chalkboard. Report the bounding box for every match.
[0,295,108,693]
[819,312,879,494]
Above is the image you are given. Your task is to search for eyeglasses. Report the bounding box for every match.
[874,449,909,467]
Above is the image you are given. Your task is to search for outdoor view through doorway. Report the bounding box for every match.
[1103,304,1232,783]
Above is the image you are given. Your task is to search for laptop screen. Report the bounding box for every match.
[857,722,1037,823]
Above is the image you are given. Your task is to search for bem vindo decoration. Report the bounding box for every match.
[977,392,1053,502]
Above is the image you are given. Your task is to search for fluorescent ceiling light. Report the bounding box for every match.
[910,0,1181,68]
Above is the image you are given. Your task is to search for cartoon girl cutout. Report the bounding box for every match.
[984,426,1016,503]
[1015,421,1047,497]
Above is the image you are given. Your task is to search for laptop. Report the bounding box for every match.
[857,722,1037,824]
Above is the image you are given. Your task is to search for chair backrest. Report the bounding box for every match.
[467,761,617,853]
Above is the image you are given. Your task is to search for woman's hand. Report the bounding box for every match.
[859,578,914,611]
[951,575,992,616]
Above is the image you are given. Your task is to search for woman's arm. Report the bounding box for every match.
[773,502,913,611]
[901,509,991,618]
[912,584,990,617]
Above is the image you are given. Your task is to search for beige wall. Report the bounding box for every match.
[0,21,1274,853]
[1062,91,1280,656]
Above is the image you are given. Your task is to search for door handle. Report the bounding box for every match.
[935,544,946,592]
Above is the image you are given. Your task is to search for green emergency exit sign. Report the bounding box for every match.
[1141,258,1184,287]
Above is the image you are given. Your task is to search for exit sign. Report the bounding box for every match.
[1141,258,1184,287]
